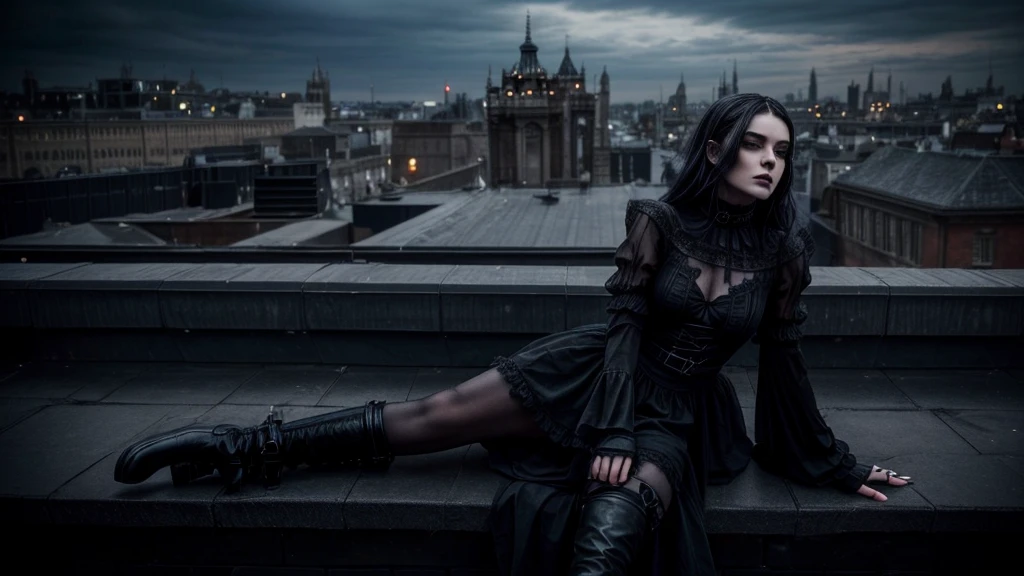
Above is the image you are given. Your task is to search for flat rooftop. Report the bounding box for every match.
[353,185,665,249]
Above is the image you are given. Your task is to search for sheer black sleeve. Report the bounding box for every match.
[751,233,872,493]
[575,211,661,458]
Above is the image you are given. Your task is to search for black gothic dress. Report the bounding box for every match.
[481,198,872,575]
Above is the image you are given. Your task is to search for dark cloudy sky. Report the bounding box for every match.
[3,0,1022,104]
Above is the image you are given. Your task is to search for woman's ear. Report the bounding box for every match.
[706,140,720,165]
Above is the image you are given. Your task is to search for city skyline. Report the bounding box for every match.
[3,0,1022,104]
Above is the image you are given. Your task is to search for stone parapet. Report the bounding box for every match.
[1,263,1020,367]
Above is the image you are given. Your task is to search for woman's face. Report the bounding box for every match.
[708,112,790,204]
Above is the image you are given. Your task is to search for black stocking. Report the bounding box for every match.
[381,368,546,455]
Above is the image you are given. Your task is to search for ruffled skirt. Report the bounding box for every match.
[483,323,753,576]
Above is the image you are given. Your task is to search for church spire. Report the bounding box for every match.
[556,34,578,77]
[513,10,543,75]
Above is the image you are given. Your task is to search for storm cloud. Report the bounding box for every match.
[2,0,1021,103]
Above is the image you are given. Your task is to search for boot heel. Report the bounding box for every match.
[170,461,215,486]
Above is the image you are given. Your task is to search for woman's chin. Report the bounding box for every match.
[739,186,773,202]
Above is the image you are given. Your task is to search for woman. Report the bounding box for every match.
[114,93,911,575]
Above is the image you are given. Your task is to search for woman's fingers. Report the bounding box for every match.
[608,455,624,484]
[618,457,632,485]
[857,484,887,502]
[598,455,612,482]
[590,455,635,485]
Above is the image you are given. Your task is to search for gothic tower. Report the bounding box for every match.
[485,13,602,187]
[306,59,331,122]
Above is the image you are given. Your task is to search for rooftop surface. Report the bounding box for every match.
[2,359,1022,573]
[833,146,1024,210]
[353,185,665,249]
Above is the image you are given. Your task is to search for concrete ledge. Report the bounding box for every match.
[2,263,1022,367]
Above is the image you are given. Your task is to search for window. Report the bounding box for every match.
[883,215,895,253]
[874,211,884,248]
[973,231,995,267]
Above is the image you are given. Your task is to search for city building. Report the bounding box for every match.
[0,117,293,179]
[485,14,610,187]
[391,121,487,183]
[818,146,1024,268]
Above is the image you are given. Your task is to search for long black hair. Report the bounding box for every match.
[660,93,797,234]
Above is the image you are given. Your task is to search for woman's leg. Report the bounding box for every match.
[569,462,673,576]
[114,367,545,489]
[384,368,546,455]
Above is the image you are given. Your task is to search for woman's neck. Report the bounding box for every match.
[716,181,757,207]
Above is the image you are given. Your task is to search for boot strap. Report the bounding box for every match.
[364,400,395,468]
[260,408,284,489]
[635,479,664,531]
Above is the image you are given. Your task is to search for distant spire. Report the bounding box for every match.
[525,10,531,42]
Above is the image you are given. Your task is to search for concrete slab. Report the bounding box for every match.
[47,404,218,527]
[343,446,469,530]
[0,361,143,400]
[748,368,917,410]
[0,403,204,497]
[222,365,344,407]
[443,444,506,531]
[317,366,418,407]
[934,410,1024,456]
[706,461,797,535]
[881,453,1024,532]
[0,398,50,433]
[788,472,934,535]
[101,363,260,405]
[884,369,1024,410]
[819,410,978,458]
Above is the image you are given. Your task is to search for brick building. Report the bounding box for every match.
[819,146,1024,268]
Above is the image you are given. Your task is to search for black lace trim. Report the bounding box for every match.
[636,447,684,493]
[491,356,591,451]
[606,293,649,316]
[778,222,815,264]
[626,199,802,271]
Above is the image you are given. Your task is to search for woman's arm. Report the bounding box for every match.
[578,210,661,484]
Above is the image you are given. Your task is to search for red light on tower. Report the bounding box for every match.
[445,84,450,93]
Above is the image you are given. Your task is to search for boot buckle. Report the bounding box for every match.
[261,406,284,490]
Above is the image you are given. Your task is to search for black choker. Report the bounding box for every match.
[710,199,756,227]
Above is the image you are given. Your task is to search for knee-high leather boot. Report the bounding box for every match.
[114,401,392,493]
[568,482,661,576]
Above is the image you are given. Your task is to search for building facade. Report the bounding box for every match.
[819,146,1024,268]
[0,118,293,179]
[485,15,610,187]
[391,121,487,184]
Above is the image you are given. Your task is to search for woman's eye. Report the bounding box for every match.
[743,141,760,149]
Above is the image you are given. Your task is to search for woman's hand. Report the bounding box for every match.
[856,465,912,502]
[590,454,633,485]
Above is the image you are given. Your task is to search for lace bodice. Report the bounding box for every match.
[605,198,811,382]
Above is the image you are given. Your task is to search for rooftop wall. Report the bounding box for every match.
[1,263,1020,368]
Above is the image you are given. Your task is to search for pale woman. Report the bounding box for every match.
[115,93,911,576]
